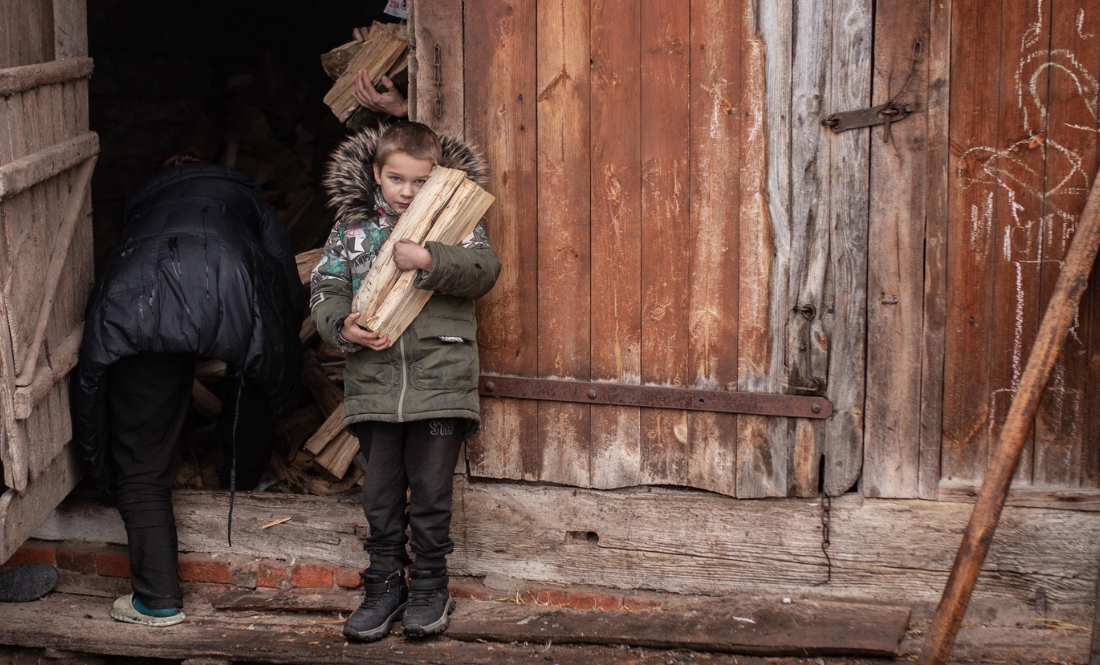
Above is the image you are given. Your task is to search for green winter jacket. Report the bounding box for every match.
[312,127,500,434]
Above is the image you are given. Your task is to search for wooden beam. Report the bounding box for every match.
[13,325,80,419]
[0,442,82,563]
[0,131,97,199]
[0,57,92,97]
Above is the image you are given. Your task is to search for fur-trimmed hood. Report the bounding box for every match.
[324,124,490,228]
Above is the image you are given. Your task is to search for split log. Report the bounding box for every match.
[352,166,495,340]
[194,359,227,380]
[321,41,364,80]
[275,406,323,462]
[296,248,323,285]
[300,349,343,416]
[312,431,359,481]
[303,408,344,456]
[191,380,222,420]
[271,452,363,496]
[323,22,408,123]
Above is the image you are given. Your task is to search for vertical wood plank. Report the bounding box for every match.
[737,0,793,499]
[864,0,930,498]
[52,0,88,60]
[589,0,641,489]
[785,0,832,498]
[637,0,690,487]
[987,0,1051,486]
[918,0,952,499]
[941,0,1002,483]
[1082,7,1100,489]
[686,0,740,497]
[1034,0,1098,486]
[464,0,540,481]
[411,0,464,138]
[822,0,871,497]
[536,0,591,487]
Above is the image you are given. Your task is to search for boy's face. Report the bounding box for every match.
[373,152,435,214]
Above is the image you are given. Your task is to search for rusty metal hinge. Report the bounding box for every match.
[479,375,833,419]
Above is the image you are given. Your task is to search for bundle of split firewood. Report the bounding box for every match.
[322,21,409,123]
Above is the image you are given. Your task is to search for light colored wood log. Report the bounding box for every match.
[191,380,222,420]
[312,431,359,481]
[296,248,322,285]
[13,325,80,419]
[320,40,363,80]
[303,407,344,456]
[275,405,323,463]
[52,0,88,60]
[0,131,97,199]
[0,57,92,96]
[323,22,407,123]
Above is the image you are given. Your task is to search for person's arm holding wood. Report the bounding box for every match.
[410,221,500,300]
[309,224,390,353]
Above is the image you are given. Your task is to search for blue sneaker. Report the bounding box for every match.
[109,594,185,627]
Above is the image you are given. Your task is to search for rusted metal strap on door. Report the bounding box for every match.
[479,376,833,419]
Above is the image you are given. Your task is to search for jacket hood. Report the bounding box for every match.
[324,124,490,229]
[125,163,263,219]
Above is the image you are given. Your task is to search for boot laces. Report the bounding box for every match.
[407,585,438,612]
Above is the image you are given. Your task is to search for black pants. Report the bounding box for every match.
[353,420,464,572]
[106,353,274,609]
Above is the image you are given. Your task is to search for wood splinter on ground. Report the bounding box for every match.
[260,517,292,530]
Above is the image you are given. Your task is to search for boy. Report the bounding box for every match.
[312,122,500,640]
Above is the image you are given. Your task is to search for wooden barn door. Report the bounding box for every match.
[412,0,873,499]
[0,0,97,561]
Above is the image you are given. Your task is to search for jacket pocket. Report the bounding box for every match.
[410,316,478,391]
[345,349,397,395]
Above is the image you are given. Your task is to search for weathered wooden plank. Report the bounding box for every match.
[685,0,740,497]
[449,478,1100,617]
[536,0,591,488]
[589,0,641,490]
[463,0,539,482]
[0,57,92,97]
[448,597,909,657]
[0,442,81,563]
[821,0,871,497]
[410,0,462,137]
[637,0,689,488]
[938,480,1100,513]
[13,325,79,419]
[52,0,88,60]
[918,0,952,500]
[737,0,793,499]
[941,0,1003,483]
[1033,0,1099,487]
[864,1,929,498]
[782,0,831,499]
[1084,13,1100,489]
[0,132,97,199]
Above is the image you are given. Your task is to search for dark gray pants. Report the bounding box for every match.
[352,420,464,572]
[107,353,274,609]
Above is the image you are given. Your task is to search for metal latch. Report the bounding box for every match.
[822,102,912,141]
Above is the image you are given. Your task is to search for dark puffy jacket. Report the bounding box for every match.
[72,163,304,490]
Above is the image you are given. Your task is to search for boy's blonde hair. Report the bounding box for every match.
[375,122,442,168]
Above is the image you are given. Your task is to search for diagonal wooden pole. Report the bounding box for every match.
[920,169,1100,665]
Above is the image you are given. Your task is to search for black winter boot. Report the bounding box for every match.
[402,567,455,637]
[342,569,407,642]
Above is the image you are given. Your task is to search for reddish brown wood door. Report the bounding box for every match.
[940,0,1100,490]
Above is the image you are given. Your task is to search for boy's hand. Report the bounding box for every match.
[392,239,432,272]
[341,312,391,350]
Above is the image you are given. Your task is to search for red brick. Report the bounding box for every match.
[257,561,287,588]
[96,550,131,578]
[229,560,258,588]
[178,555,231,584]
[291,563,336,588]
[543,590,570,607]
[591,593,623,611]
[335,568,363,589]
[4,543,56,567]
[622,596,663,611]
[449,582,491,601]
[56,547,97,574]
